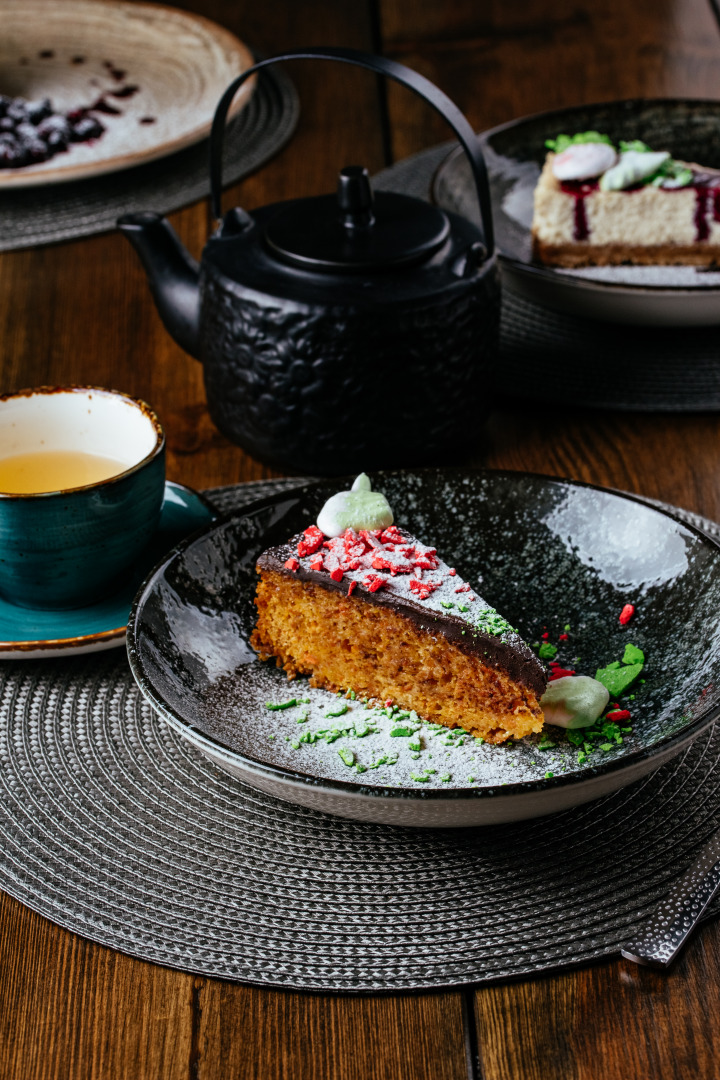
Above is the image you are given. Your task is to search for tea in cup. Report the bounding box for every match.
[0,386,166,609]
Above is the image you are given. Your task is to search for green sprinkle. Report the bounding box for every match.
[578,751,588,764]
[544,771,554,779]
[467,775,476,784]
[461,630,466,636]
[595,661,643,696]
[458,604,469,613]
[622,643,644,666]
[474,736,485,745]
[300,697,311,704]
[290,740,300,749]
[326,704,349,718]
[410,773,430,783]
[538,642,558,660]
[338,747,354,767]
[265,699,297,711]
[538,739,556,751]
[324,731,342,743]
[347,689,356,700]
[564,624,571,632]
[411,752,421,759]
[296,713,309,724]
[440,774,451,783]
[355,763,367,773]
[546,131,614,153]
[440,601,454,609]
[354,721,371,737]
[408,736,422,752]
[473,606,516,637]
[619,138,652,153]
[268,734,275,740]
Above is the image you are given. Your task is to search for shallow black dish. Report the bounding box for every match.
[433,99,720,325]
[127,469,720,826]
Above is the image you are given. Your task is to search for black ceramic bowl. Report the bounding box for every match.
[127,469,720,826]
[433,99,720,325]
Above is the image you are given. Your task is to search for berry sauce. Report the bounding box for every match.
[559,180,598,241]
[561,172,720,244]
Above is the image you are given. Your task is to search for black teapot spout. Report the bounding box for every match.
[117,212,201,359]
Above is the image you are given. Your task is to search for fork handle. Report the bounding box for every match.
[621,828,720,968]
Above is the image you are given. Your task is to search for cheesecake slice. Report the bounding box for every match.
[531,133,720,267]
[251,500,546,744]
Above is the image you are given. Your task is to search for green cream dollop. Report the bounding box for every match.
[540,675,609,729]
[317,474,393,537]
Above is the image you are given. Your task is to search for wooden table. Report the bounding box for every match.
[3,0,720,1075]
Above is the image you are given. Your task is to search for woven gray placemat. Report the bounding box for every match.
[375,148,720,412]
[0,67,299,252]
[1,476,719,993]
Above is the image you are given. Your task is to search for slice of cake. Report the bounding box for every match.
[250,475,546,744]
[531,131,720,267]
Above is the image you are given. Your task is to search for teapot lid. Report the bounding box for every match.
[263,166,450,272]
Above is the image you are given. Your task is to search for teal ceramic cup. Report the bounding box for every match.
[0,386,166,609]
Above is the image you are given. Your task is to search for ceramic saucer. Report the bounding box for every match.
[0,481,215,659]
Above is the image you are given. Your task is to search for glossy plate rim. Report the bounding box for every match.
[126,469,720,810]
[0,0,256,188]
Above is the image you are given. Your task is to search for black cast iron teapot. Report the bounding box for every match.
[118,47,499,475]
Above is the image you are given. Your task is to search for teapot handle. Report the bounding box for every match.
[209,46,494,256]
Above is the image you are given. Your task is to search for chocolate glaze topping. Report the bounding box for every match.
[257,526,547,699]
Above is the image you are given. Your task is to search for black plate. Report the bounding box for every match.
[127,469,720,826]
[432,99,720,325]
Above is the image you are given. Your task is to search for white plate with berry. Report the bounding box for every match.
[0,0,255,187]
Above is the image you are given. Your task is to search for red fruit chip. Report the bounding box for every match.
[297,525,324,557]
[284,557,300,572]
[619,604,635,625]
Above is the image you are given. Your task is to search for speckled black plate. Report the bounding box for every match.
[127,469,720,827]
[432,99,720,325]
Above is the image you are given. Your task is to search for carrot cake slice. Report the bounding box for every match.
[531,131,720,267]
[250,475,546,744]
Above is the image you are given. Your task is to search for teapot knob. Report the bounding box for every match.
[337,166,375,230]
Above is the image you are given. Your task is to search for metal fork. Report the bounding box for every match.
[622,828,720,968]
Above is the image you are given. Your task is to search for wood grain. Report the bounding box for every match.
[379,0,720,162]
[474,922,720,1080]
[4,0,720,1077]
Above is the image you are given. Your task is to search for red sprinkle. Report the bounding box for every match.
[330,567,344,582]
[619,604,635,626]
[309,555,324,572]
[559,633,569,641]
[409,579,441,600]
[284,557,300,572]
[606,709,631,722]
[455,584,471,593]
[364,574,387,593]
[297,525,324,557]
[348,581,357,596]
[541,632,549,640]
[448,568,456,576]
[548,666,576,681]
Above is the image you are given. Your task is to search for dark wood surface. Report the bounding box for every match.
[2,0,720,1076]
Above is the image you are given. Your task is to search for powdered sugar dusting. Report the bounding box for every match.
[282,525,520,644]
